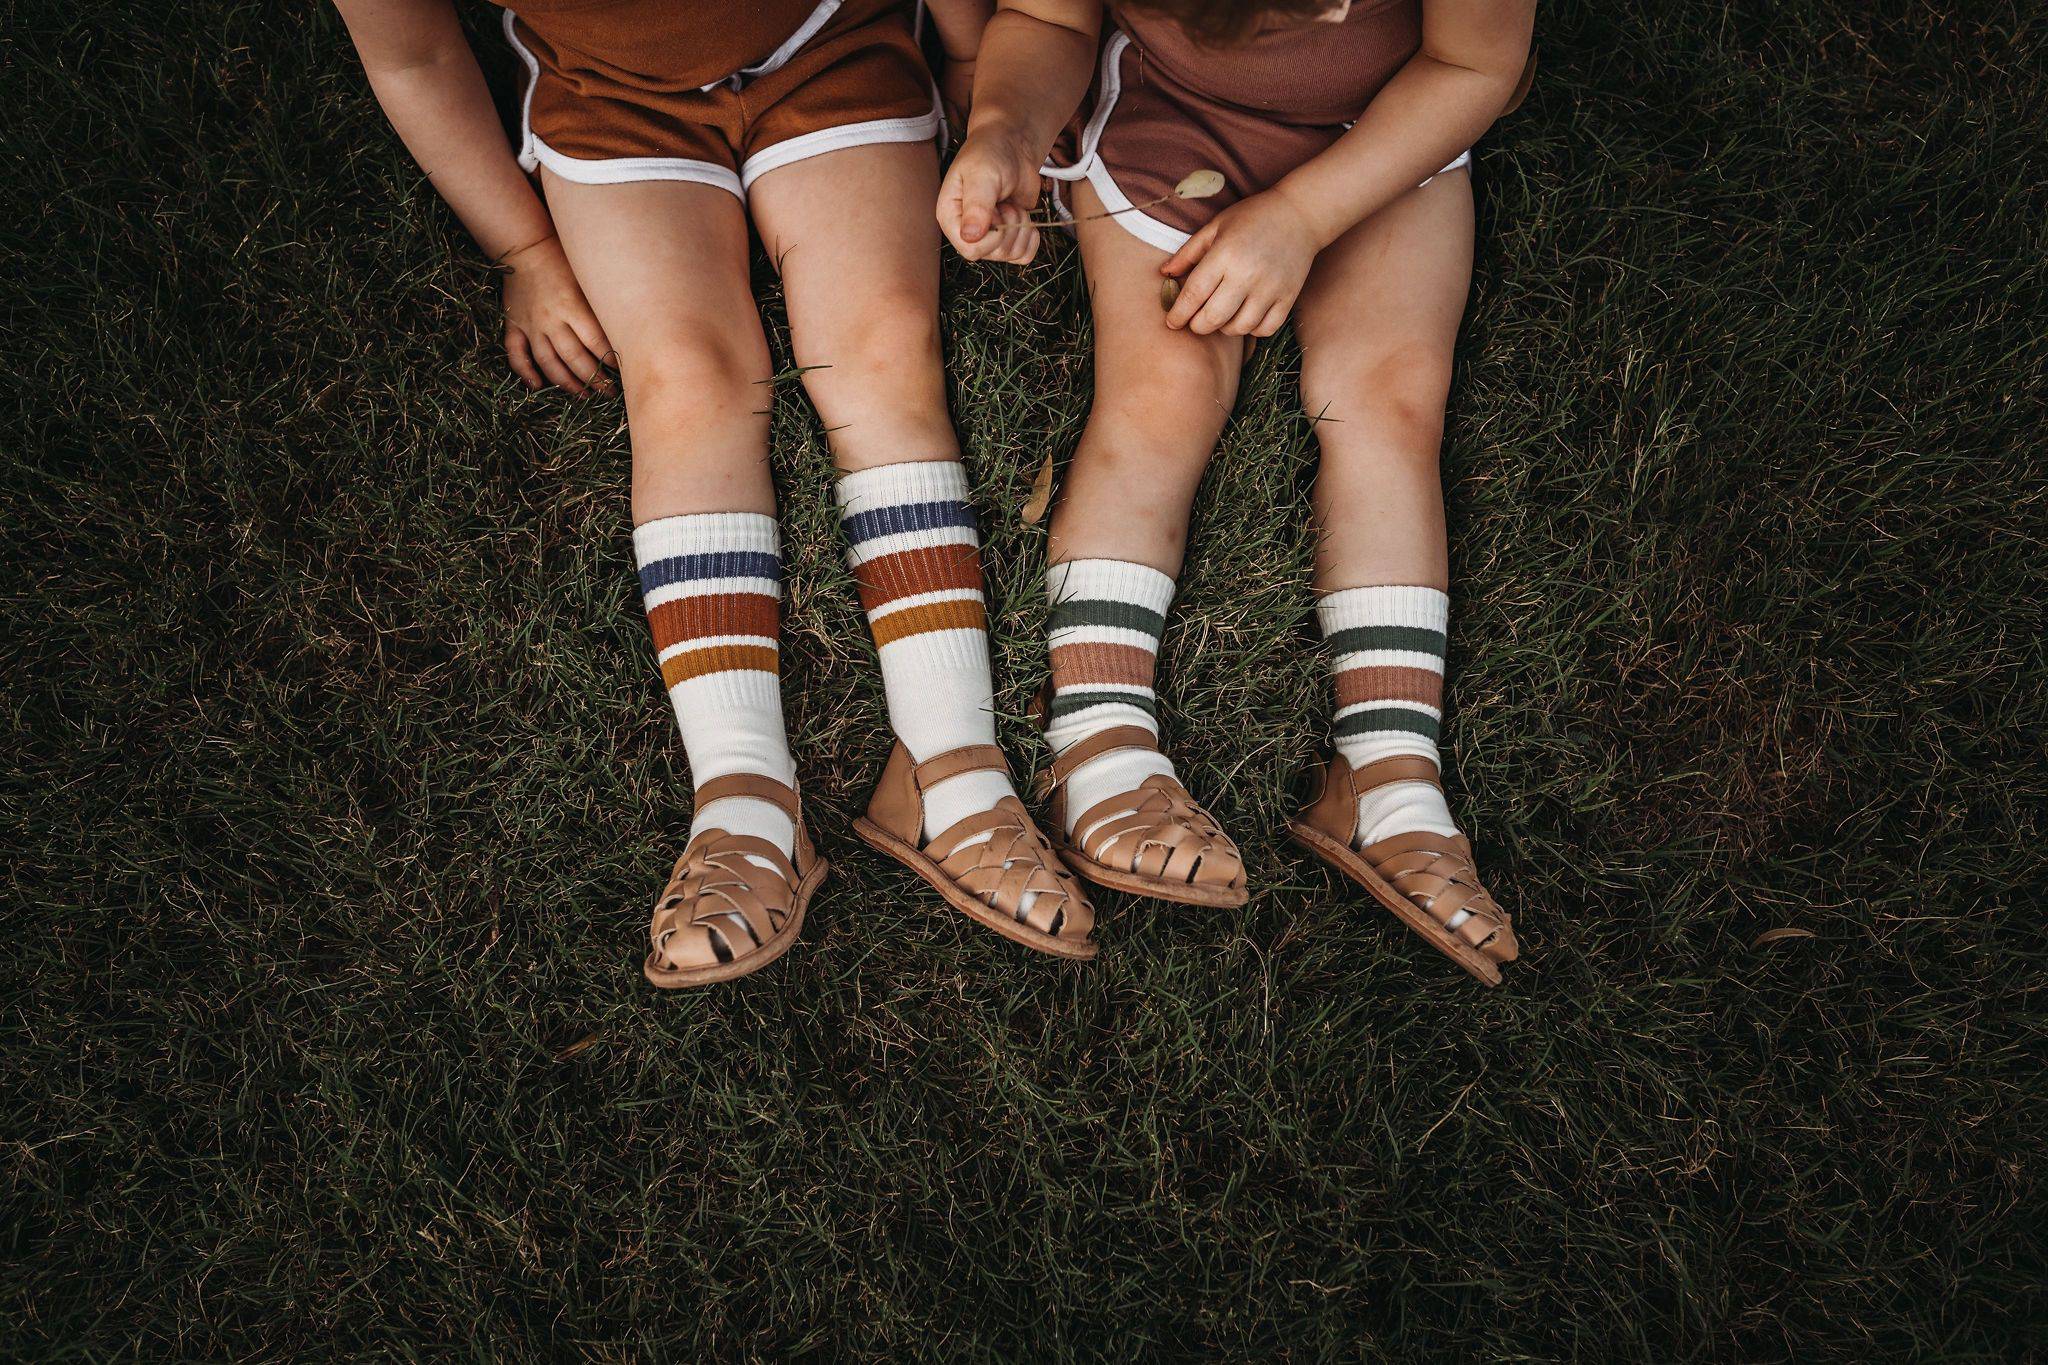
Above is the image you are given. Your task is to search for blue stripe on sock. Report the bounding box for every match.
[841,499,977,545]
[637,550,782,597]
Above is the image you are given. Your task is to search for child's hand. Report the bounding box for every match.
[500,234,614,396]
[939,53,976,135]
[937,128,1044,265]
[1160,189,1321,337]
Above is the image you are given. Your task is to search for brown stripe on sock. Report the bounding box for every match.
[646,592,778,653]
[870,598,988,646]
[1050,641,1157,690]
[1335,665,1443,710]
[853,543,984,614]
[660,643,780,689]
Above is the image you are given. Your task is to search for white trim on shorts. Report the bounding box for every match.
[1042,29,1472,253]
[503,7,939,200]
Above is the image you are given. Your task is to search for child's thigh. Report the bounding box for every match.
[540,172,763,378]
[1071,180,1245,429]
[1293,170,1475,433]
[746,141,943,350]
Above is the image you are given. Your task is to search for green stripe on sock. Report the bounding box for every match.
[1325,625,1446,657]
[1334,706,1441,740]
[1049,599,1167,637]
[1049,689,1158,719]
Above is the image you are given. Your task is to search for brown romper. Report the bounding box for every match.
[504,0,940,199]
[1043,1,1469,251]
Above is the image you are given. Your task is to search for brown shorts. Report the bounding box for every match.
[505,0,940,200]
[1043,28,1467,253]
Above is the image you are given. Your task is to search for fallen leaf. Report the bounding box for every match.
[1752,927,1816,947]
[1160,276,1181,311]
[1174,169,1226,200]
[552,1032,601,1061]
[1021,450,1056,524]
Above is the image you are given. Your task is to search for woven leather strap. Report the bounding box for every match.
[925,796,1093,943]
[1361,830,1512,956]
[648,830,802,971]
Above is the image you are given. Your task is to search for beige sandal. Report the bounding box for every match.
[852,741,1097,959]
[1288,754,1519,986]
[643,773,828,989]
[1037,725,1248,907]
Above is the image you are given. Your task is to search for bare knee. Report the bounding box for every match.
[794,288,940,384]
[623,331,768,422]
[1096,335,1241,448]
[1302,343,1453,456]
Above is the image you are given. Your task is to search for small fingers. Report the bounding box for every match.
[1162,222,1217,278]
[1221,293,1271,337]
[1187,275,1249,336]
[530,333,585,396]
[1165,256,1226,330]
[1254,299,1291,338]
[506,328,543,390]
[550,328,609,397]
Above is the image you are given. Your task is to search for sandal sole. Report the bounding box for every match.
[851,817,1098,960]
[1048,836,1248,909]
[1287,820,1506,987]
[642,855,829,989]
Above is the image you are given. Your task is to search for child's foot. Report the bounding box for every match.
[853,740,1096,958]
[1038,558,1246,905]
[644,774,828,988]
[1040,724,1246,907]
[1288,754,1517,986]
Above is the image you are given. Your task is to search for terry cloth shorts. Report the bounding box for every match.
[504,0,941,200]
[1042,28,1468,253]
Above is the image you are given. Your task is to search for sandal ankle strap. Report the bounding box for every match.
[1047,724,1160,786]
[694,772,800,818]
[914,743,1009,790]
[1345,754,1442,797]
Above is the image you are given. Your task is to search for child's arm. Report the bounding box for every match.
[935,0,1104,264]
[1162,0,1535,337]
[333,0,612,394]
[924,0,997,130]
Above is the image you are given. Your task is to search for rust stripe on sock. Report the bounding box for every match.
[1050,641,1157,689]
[646,592,779,652]
[1335,665,1443,709]
[870,598,988,646]
[661,643,780,689]
[853,543,985,613]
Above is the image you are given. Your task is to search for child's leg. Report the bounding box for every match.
[1292,169,1474,848]
[748,145,1011,838]
[1034,182,1248,886]
[542,175,798,868]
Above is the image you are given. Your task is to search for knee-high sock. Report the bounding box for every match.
[837,460,1015,840]
[1319,584,1460,846]
[635,512,797,856]
[1044,559,1178,840]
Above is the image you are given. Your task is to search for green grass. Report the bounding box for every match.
[4,1,2045,1357]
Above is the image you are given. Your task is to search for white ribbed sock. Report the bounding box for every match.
[1319,584,1459,846]
[634,512,797,860]
[1044,559,1178,842]
[837,460,1016,841]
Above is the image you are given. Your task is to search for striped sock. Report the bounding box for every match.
[1045,559,1178,840]
[635,512,798,858]
[1319,584,1459,846]
[837,460,1016,840]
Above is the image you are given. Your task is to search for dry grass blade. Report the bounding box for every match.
[551,1032,601,1061]
[1752,927,1817,947]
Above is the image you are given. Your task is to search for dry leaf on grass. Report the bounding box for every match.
[1174,169,1226,199]
[1021,450,1056,524]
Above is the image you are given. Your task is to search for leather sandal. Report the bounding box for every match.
[852,741,1097,959]
[644,773,828,989]
[1037,725,1248,907]
[1287,754,1519,987]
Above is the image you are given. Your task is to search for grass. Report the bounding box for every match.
[4,0,2045,1357]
